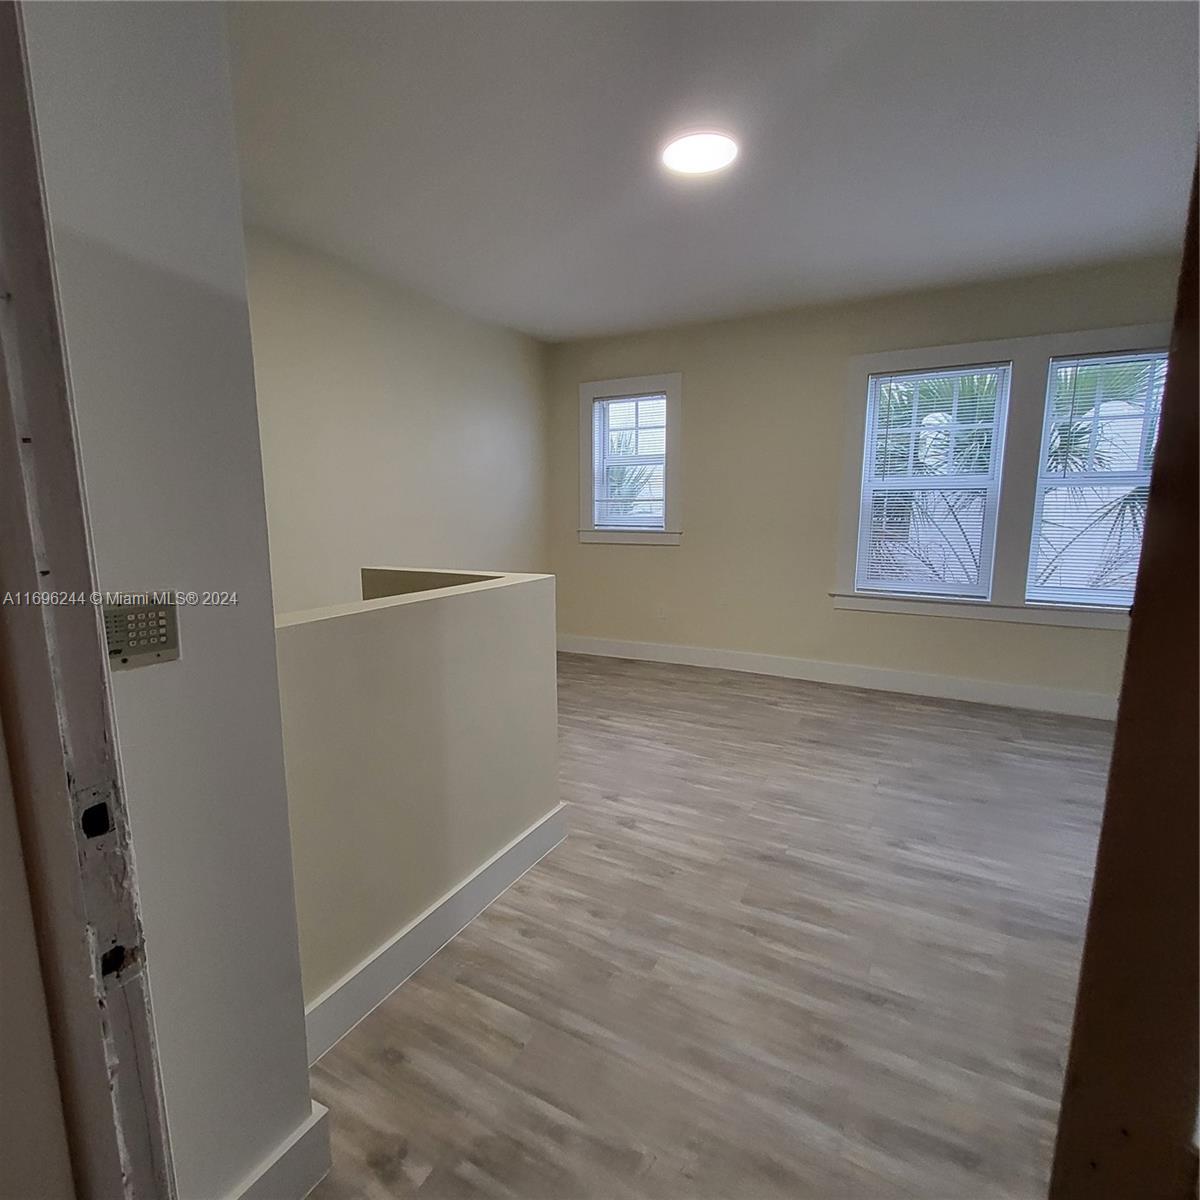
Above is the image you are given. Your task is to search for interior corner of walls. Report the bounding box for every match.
[246,236,553,606]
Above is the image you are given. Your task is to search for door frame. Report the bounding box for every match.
[1049,169,1199,1197]
[0,3,174,1196]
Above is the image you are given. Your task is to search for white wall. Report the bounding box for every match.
[21,5,323,1198]
[276,572,559,1006]
[245,230,549,613]
[547,256,1180,705]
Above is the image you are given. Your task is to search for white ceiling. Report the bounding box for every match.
[229,2,1197,342]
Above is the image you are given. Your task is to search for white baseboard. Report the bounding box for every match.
[557,634,1117,719]
[305,804,568,1064]
[229,1101,330,1200]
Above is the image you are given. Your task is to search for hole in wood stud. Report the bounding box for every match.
[100,945,126,977]
[80,801,112,839]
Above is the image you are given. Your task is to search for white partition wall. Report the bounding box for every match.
[276,571,563,1061]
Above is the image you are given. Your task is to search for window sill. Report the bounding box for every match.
[578,529,682,546]
[829,591,1130,630]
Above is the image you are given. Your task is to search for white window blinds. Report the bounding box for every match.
[592,393,667,529]
[855,364,1011,598]
[1026,350,1166,608]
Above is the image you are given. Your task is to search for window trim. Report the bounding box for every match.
[833,324,1170,628]
[578,373,682,545]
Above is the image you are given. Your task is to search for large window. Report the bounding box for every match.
[1026,351,1167,607]
[836,326,1168,628]
[579,373,682,545]
[856,364,1010,598]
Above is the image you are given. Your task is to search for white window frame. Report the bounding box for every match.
[833,324,1169,630]
[854,362,1012,601]
[579,373,683,545]
[1026,350,1167,608]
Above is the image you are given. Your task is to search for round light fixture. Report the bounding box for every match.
[661,130,738,175]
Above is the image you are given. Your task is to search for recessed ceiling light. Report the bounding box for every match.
[661,131,739,176]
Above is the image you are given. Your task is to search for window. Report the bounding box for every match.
[593,394,666,529]
[579,373,682,544]
[1027,351,1167,607]
[855,364,1010,598]
[835,325,1169,628]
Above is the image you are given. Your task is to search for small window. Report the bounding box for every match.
[593,394,666,528]
[579,374,682,544]
[855,363,1011,598]
[1026,350,1167,608]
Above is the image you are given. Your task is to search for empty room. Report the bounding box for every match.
[2,3,1196,1200]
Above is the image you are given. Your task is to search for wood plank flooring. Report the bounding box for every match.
[310,654,1111,1199]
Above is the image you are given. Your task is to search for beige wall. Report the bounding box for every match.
[547,256,1179,699]
[247,236,1178,699]
[246,230,549,613]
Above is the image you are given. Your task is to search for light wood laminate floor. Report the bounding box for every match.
[311,654,1111,1199]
